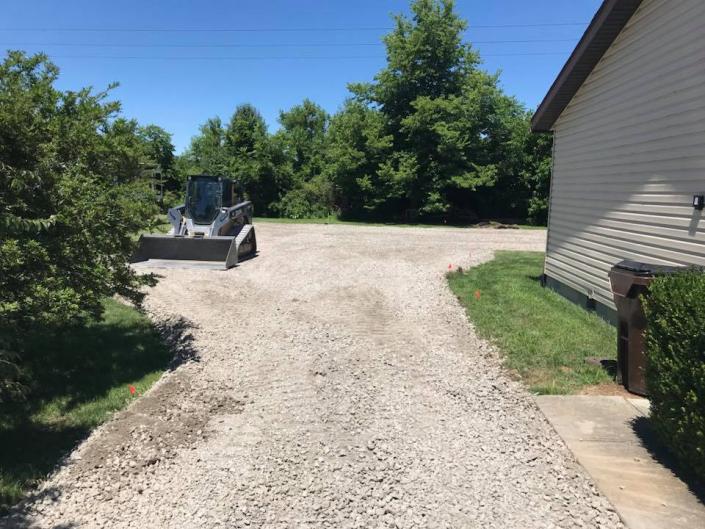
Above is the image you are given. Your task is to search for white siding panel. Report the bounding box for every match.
[548,209,705,242]
[546,0,705,310]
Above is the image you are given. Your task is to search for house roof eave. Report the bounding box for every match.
[531,0,643,133]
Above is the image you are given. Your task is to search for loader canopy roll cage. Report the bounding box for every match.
[186,176,223,224]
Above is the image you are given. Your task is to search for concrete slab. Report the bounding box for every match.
[628,398,651,417]
[536,395,705,529]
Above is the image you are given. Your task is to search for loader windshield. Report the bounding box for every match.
[186,178,222,224]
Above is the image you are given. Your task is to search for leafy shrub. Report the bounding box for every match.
[0,51,158,400]
[643,270,705,481]
[274,176,335,219]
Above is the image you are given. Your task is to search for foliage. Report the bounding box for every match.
[448,251,616,394]
[275,99,328,182]
[326,100,396,217]
[0,299,174,510]
[226,104,286,215]
[273,99,334,217]
[643,270,705,481]
[137,124,178,197]
[341,0,549,222]
[275,174,334,218]
[516,127,553,225]
[179,117,230,177]
[179,107,284,215]
[0,51,158,400]
[179,99,336,217]
[175,0,551,223]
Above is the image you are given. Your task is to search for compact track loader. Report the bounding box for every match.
[131,175,257,270]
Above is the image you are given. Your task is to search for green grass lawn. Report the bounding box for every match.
[447,251,617,394]
[0,299,173,512]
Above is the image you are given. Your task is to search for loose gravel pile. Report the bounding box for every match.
[2,224,623,528]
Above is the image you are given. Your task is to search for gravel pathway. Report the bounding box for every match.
[2,223,623,529]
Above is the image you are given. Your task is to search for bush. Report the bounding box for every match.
[643,270,705,481]
[0,51,157,401]
[274,175,335,219]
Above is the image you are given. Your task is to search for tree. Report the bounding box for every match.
[171,0,553,224]
[225,103,268,156]
[176,105,287,215]
[0,51,156,400]
[225,104,282,215]
[273,99,333,218]
[352,0,479,128]
[326,100,393,217]
[520,129,553,225]
[276,99,328,181]
[139,124,175,172]
[138,124,177,190]
[340,0,549,222]
[180,117,230,176]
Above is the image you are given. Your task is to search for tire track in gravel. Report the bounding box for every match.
[1,224,624,529]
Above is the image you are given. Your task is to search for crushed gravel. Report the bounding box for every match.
[2,223,624,528]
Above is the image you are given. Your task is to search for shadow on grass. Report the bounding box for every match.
[0,301,196,513]
[631,416,705,505]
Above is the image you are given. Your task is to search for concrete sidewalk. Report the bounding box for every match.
[536,396,705,529]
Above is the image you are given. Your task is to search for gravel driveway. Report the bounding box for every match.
[3,223,623,529]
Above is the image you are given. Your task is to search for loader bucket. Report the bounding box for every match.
[131,225,256,270]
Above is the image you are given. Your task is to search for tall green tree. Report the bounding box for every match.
[138,124,177,188]
[273,99,333,218]
[225,103,267,156]
[180,117,230,176]
[177,105,287,215]
[276,99,328,181]
[339,0,548,221]
[0,51,156,399]
[326,100,393,216]
[225,104,282,215]
[352,0,478,129]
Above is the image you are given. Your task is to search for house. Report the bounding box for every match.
[531,0,705,322]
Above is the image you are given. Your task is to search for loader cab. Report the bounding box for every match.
[185,175,237,225]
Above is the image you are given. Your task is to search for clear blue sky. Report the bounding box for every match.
[2,0,602,153]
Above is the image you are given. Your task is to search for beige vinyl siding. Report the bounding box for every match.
[546,0,705,310]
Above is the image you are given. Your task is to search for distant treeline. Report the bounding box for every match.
[164,0,552,225]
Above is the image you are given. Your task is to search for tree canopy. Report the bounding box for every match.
[338,0,547,220]
[176,0,551,223]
